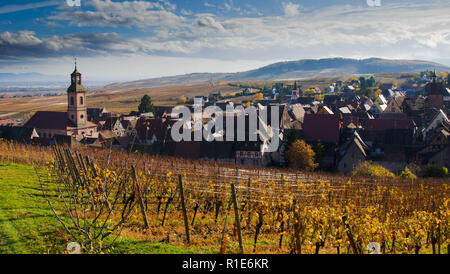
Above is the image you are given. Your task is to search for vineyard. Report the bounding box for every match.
[0,140,449,254]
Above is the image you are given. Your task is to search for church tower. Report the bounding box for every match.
[425,70,445,109]
[67,59,87,127]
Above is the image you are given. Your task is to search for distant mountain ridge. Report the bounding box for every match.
[0,72,66,83]
[103,57,449,91]
[239,58,449,78]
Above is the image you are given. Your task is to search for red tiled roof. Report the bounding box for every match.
[364,119,416,131]
[136,118,178,142]
[24,111,74,130]
[302,114,340,143]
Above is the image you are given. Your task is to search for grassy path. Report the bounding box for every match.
[0,163,61,253]
[0,163,195,254]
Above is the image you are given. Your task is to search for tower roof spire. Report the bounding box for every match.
[72,57,79,74]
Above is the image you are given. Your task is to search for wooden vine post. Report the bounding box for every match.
[132,166,149,229]
[292,198,301,254]
[231,183,244,254]
[178,175,190,243]
[342,214,359,254]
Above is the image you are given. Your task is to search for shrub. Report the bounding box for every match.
[398,167,417,179]
[352,161,396,178]
[422,164,448,178]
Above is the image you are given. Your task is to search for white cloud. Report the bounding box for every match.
[194,15,226,32]
[204,0,257,15]
[283,2,300,17]
[180,9,193,16]
[159,0,176,11]
[204,2,216,8]
[0,31,131,60]
[0,0,59,15]
[49,0,184,28]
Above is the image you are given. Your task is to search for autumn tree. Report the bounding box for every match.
[285,140,318,171]
[255,93,264,101]
[178,95,187,104]
[374,89,382,98]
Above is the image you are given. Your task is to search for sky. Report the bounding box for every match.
[0,0,449,82]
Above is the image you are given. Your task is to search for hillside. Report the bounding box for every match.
[102,57,449,91]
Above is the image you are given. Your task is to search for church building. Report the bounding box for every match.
[24,62,98,140]
[425,70,450,110]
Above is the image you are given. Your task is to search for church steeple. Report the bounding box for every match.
[67,58,87,127]
[432,70,437,83]
[70,58,82,86]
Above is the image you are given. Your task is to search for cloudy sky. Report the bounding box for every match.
[0,0,449,82]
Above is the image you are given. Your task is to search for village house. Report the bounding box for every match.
[135,117,177,146]
[121,119,138,137]
[421,108,449,141]
[337,132,368,174]
[0,126,39,143]
[100,117,126,137]
[194,96,209,104]
[362,118,417,148]
[87,107,108,121]
[428,145,450,168]
[302,113,341,144]
[384,96,406,114]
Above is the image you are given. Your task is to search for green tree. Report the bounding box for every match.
[284,130,301,148]
[358,76,371,97]
[313,141,326,166]
[285,140,318,171]
[138,95,155,114]
[277,92,285,103]
[367,76,376,87]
